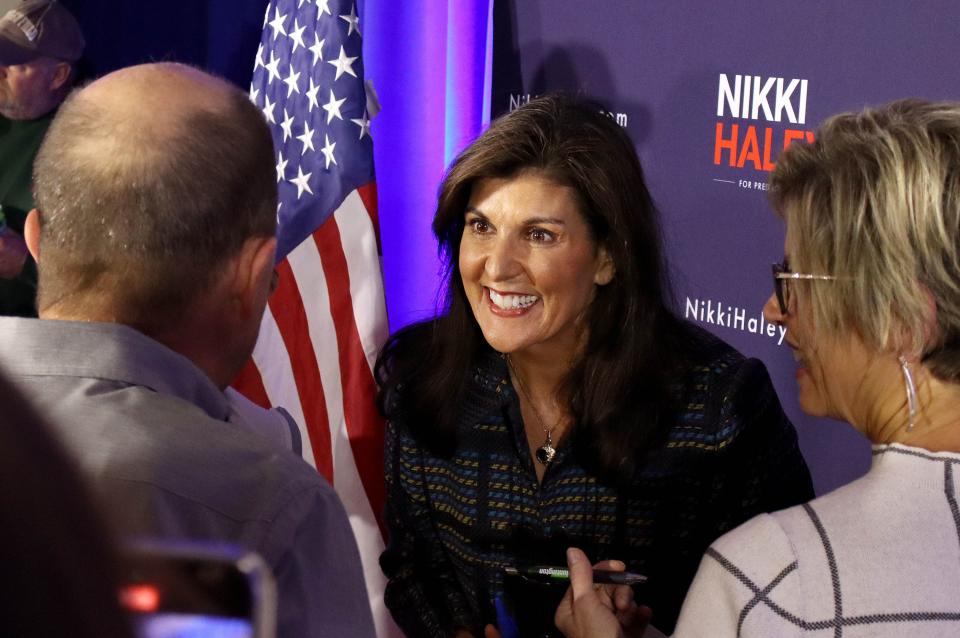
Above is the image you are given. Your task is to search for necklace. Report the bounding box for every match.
[507,356,558,465]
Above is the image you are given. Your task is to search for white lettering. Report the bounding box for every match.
[733,307,746,331]
[717,74,741,118]
[750,76,775,121]
[775,78,800,123]
[717,74,808,124]
[741,75,752,119]
[683,297,787,345]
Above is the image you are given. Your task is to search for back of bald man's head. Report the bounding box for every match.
[32,63,277,330]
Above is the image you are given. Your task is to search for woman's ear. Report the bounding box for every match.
[894,284,938,356]
[594,247,615,286]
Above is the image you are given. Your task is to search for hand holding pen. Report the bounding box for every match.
[553,548,651,638]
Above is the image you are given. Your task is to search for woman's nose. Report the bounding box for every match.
[762,292,785,324]
[483,237,522,281]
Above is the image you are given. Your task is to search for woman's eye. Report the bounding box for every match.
[528,228,555,243]
[468,218,490,234]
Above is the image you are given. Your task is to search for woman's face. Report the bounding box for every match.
[763,227,874,424]
[458,172,613,362]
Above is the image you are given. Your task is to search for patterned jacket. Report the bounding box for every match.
[381,325,813,636]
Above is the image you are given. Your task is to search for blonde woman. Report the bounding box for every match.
[677,100,960,637]
[560,100,960,637]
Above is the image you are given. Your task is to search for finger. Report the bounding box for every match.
[592,558,626,572]
[619,605,653,638]
[484,623,502,638]
[566,547,596,601]
[613,584,635,611]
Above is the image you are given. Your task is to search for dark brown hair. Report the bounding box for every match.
[377,93,688,482]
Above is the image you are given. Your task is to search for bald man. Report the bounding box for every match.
[0,63,375,638]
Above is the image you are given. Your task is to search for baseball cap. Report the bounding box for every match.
[0,0,84,65]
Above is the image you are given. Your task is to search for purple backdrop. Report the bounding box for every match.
[492,0,960,495]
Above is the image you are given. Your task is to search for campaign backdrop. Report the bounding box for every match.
[492,0,960,494]
[46,0,960,505]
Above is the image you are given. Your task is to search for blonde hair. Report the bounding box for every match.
[770,99,960,382]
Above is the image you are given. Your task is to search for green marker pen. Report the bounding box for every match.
[503,565,647,586]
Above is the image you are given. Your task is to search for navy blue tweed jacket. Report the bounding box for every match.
[380,326,813,636]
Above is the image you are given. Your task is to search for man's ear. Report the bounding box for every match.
[49,62,71,92]
[594,246,615,286]
[24,209,40,262]
[231,235,277,317]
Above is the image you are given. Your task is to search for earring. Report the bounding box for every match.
[898,355,918,431]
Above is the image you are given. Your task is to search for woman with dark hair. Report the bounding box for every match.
[377,94,813,637]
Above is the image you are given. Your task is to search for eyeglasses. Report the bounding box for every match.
[772,259,837,315]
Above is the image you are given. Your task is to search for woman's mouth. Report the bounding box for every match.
[486,288,539,313]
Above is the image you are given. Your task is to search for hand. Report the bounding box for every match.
[0,226,28,278]
[554,548,652,638]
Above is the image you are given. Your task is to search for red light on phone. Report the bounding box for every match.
[120,584,161,613]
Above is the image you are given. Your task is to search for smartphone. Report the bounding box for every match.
[118,540,276,638]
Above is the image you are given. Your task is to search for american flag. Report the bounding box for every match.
[234,1,397,635]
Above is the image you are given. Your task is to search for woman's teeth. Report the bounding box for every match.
[489,289,539,310]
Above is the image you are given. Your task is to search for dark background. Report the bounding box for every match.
[59,0,265,88]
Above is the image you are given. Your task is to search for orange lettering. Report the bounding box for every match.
[783,129,805,150]
[714,122,738,166]
[762,127,775,171]
[737,125,761,170]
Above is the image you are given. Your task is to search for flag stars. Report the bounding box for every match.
[340,4,361,37]
[280,108,294,141]
[309,33,325,65]
[322,89,346,123]
[276,151,288,182]
[328,45,358,81]
[288,18,306,53]
[268,7,287,40]
[350,110,371,140]
[305,77,321,111]
[249,85,260,103]
[264,51,282,83]
[283,66,301,97]
[254,42,265,70]
[297,121,316,155]
[316,0,332,16]
[262,94,277,124]
[290,165,314,199]
[321,134,337,169]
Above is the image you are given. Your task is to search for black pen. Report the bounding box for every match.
[503,565,647,585]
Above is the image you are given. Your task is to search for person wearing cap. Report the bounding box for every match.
[0,0,83,317]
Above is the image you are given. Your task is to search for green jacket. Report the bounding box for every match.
[0,112,53,316]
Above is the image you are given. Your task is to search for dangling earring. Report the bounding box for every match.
[898,355,918,431]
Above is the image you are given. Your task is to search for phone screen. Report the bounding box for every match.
[119,545,268,638]
[133,614,253,638]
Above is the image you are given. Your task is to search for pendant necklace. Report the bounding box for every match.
[507,356,558,465]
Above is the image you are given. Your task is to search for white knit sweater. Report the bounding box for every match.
[672,443,960,637]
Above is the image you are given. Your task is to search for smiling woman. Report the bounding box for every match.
[375,94,814,637]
